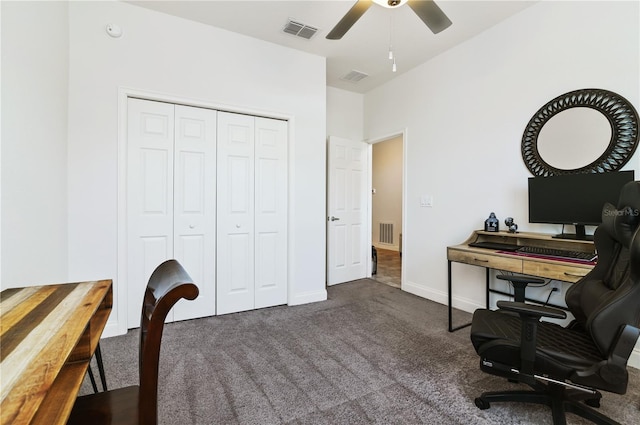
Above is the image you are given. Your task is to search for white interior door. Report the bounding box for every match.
[127,98,175,328]
[172,105,217,321]
[216,112,256,314]
[254,117,287,308]
[327,136,368,285]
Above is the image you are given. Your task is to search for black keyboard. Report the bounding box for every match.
[516,246,597,262]
[468,241,519,251]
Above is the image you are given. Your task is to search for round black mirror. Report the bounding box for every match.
[521,89,639,176]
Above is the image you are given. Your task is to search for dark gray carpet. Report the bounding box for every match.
[84,279,640,424]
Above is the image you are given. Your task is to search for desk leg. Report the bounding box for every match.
[448,260,474,332]
[448,260,453,332]
[486,268,490,309]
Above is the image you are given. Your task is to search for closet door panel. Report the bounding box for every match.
[217,112,255,314]
[254,118,287,308]
[229,233,251,291]
[173,105,217,320]
[127,99,175,328]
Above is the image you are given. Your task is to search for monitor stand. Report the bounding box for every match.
[552,224,594,241]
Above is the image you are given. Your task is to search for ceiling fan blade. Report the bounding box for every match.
[326,0,372,40]
[407,0,452,34]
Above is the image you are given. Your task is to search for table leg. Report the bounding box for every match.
[486,268,490,309]
[448,260,453,331]
[95,342,108,391]
[448,260,473,332]
[87,365,98,393]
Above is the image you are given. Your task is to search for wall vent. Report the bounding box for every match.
[379,222,394,244]
[283,19,318,39]
[340,70,369,83]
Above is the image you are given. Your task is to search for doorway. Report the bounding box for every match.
[371,135,404,288]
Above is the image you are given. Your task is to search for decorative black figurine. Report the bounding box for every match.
[505,217,518,233]
[484,212,499,232]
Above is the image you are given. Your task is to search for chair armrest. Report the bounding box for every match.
[496,300,566,379]
[609,324,640,366]
[496,301,567,320]
[496,275,545,285]
[496,275,546,303]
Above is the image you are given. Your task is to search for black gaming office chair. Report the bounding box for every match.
[470,180,640,425]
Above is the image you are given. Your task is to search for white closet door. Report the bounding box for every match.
[254,117,288,308]
[172,105,217,320]
[216,112,256,314]
[127,98,175,328]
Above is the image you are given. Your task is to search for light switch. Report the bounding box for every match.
[420,195,433,207]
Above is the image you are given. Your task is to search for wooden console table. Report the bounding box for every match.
[447,230,595,332]
[0,280,112,425]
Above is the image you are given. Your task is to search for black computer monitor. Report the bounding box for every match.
[528,170,635,240]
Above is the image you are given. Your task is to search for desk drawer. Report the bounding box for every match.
[448,250,522,273]
[522,261,591,283]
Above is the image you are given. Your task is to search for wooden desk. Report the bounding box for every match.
[447,230,595,332]
[0,280,112,425]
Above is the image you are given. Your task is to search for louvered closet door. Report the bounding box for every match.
[127,99,175,328]
[216,112,288,314]
[127,99,216,328]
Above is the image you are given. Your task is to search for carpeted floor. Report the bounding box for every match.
[84,279,640,424]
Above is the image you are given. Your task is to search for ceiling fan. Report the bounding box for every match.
[326,0,452,40]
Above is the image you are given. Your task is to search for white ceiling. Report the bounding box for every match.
[127,1,537,93]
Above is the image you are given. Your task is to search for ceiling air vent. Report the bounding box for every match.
[283,19,318,39]
[340,70,369,83]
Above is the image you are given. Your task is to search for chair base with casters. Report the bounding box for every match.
[474,359,619,425]
[475,384,614,425]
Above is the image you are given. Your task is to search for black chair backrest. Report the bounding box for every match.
[138,259,199,425]
[566,180,640,355]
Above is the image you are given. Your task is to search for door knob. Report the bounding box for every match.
[329,216,340,221]
[189,224,195,229]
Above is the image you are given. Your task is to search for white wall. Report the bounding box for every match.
[66,1,327,335]
[327,86,364,141]
[1,0,69,290]
[364,0,640,365]
[1,1,327,334]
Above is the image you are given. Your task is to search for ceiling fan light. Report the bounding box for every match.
[372,0,408,9]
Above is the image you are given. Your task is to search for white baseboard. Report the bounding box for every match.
[402,279,483,313]
[402,280,640,370]
[100,289,328,341]
[288,288,327,306]
[101,321,126,338]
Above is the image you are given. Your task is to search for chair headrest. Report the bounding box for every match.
[617,180,640,211]
[601,181,640,247]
